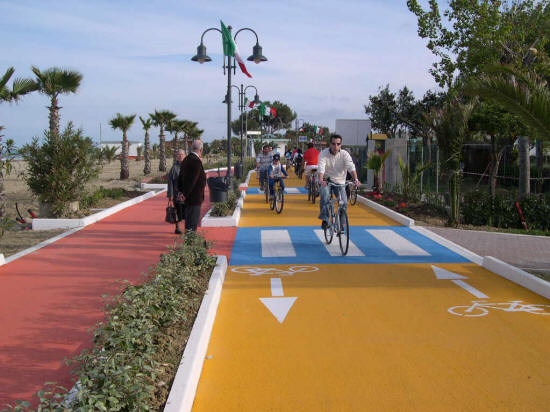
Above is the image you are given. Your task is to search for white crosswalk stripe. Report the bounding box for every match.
[313,229,365,256]
[366,229,430,256]
[261,230,297,257]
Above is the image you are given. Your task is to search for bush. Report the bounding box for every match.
[80,187,128,210]
[8,232,216,411]
[20,123,101,217]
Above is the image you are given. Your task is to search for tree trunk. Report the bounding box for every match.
[173,133,178,163]
[120,132,129,180]
[0,179,5,220]
[448,170,460,227]
[144,131,151,175]
[536,139,543,193]
[159,128,166,172]
[49,95,60,139]
[518,136,530,198]
[489,136,505,199]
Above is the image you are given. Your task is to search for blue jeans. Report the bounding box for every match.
[259,169,268,189]
[269,177,285,196]
[319,184,347,222]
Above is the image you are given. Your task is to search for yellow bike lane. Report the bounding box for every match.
[193,173,550,411]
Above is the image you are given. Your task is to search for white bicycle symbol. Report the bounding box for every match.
[231,266,319,277]
[448,300,550,317]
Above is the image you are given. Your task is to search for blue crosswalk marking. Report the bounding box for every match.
[246,187,308,195]
[229,226,471,266]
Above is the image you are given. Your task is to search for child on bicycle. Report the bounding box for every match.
[268,153,288,197]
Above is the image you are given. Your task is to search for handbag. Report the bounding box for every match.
[165,200,178,224]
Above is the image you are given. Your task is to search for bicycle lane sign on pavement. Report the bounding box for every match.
[192,184,550,411]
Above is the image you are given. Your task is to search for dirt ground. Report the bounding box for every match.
[1,158,167,258]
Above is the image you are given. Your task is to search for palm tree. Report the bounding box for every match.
[139,116,153,175]
[465,64,550,197]
[110,113,136,180]
[366,151,391,193]
[1,67,36,223]
[149,110,176,172]
[169,119,188,162]
[31,66,82,139]
[425,98,475,226]
[1,67,37,104]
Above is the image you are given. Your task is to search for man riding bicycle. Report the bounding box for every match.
[303,142,320,188]
[318,134,360,229]
[256,144,272,190]
[268,153,288,197]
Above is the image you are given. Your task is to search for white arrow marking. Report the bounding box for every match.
[431,265,488,299]
[271,278,284,296]
[260,277,297,323]
[259,297,297,323]
[432,265,467,280]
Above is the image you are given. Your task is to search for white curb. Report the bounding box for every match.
[201,190,246,227]
[482,256,550,300]
[357,195,415,227]
[32,190,164,231]
[164,255,228,412]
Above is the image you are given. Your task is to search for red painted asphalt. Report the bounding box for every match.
[0,179,237,406]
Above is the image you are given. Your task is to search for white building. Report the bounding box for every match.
[100,140,143,158]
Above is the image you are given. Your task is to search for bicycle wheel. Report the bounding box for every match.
[270,186,276,210]
[312,181,319,204]
[275,187,284,213]
[324,204,334,244]
[338,209,349,255]
[264,181,269,204]
[350,186,358,205]
[447,306,489,317]
[307,180,312,201]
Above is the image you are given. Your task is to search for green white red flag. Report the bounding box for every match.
[221,20,252,78]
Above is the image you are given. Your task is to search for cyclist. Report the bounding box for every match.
[293,148,303,176]
[285,149,292,169]
[256,144,272,191]
[303,142,320,188]
[318,134,360,229]
[268,153,288,198]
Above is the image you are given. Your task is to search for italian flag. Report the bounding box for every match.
[221,20,252,78]
[244,97,255,108]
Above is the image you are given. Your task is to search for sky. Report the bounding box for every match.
[0,0,440,146]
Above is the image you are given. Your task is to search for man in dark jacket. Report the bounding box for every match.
[177,140,206,232]
[168,149,185,234]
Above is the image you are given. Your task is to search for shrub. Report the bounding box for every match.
[80,187,128,209]
[20,123,101,217]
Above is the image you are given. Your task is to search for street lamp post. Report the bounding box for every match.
[237,84,260,176]
[191,25,267,188]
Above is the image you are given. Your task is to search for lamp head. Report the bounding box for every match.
[253,93,261,104]
[247,43,267,64]
[191,44,211,64]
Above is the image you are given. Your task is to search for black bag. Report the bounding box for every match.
[165,201,177,224]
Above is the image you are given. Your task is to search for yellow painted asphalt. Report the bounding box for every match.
[192,173,550,411]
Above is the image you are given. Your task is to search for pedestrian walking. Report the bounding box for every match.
[178,140,206,232]
[167,149,186,234]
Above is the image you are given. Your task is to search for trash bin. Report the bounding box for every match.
[235,162,243,179]
[207,176,228,203]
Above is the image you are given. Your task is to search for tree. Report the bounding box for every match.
[366,151,391,193]
[407,0,550,87]
[425,98,476,226]
[1,67,36,225]
[139,116,152,175]
[31,66,82,139]
[20,123,100,217]
[110,113,136,180]
[364,85,398,137]
[149,110,176,172]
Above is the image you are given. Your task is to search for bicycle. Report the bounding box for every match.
[307,169,320,204]
[295,160,303,179]
[269,176,286,213]
[257,169,269,204]
[323,181,349,255]
[448,300,550,317]
[346,180,358,205]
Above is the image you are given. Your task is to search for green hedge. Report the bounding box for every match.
[6,233,216,411]
[462,191,550,231]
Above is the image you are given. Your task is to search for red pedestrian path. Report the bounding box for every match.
[0,177,237,406]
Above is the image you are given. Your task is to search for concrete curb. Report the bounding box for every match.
[357,195,415,227]
[482,256,550,300]
[32,190,163,231]
[201,190,246,227]
[164,255,228,412]
[411,226,484,265]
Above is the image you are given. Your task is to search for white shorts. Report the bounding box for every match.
[305,165,318,176]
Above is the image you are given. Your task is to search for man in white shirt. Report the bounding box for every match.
[318,134,360,229]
